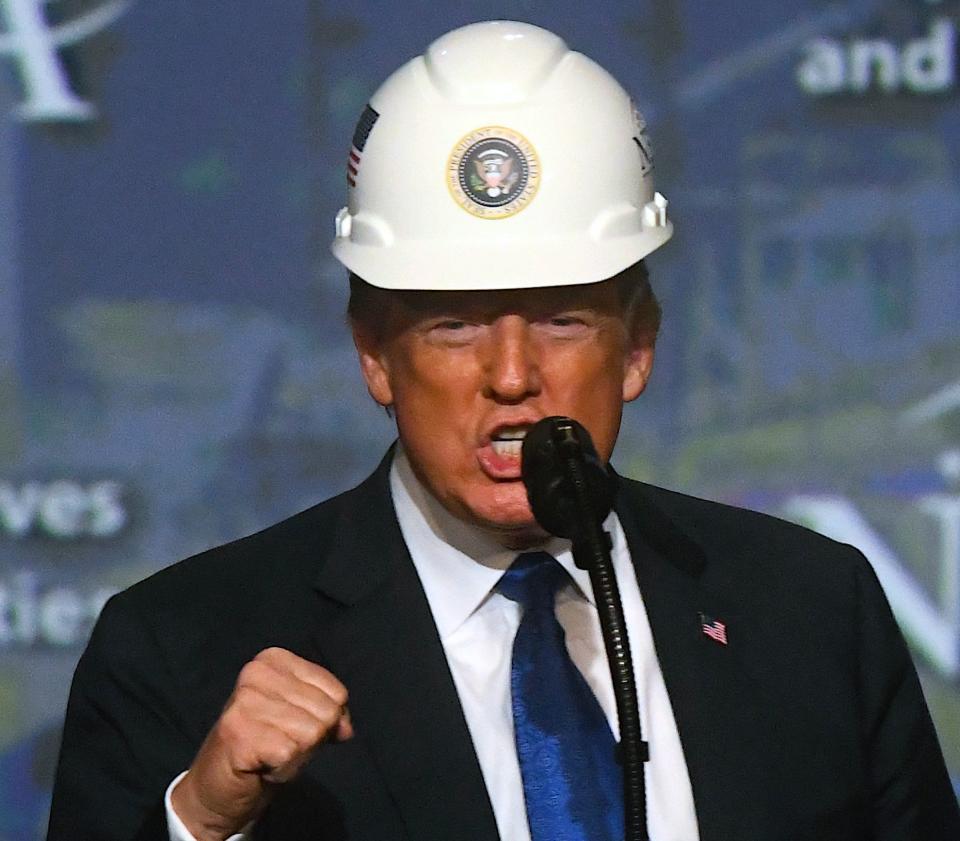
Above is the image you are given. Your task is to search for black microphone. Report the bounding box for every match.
[521,416,614,541]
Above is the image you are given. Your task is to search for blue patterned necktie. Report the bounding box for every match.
[497,551,624,841]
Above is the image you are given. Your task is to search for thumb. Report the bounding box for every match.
[333,706,354,742]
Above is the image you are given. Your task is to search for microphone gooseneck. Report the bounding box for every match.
[521,417,649,841]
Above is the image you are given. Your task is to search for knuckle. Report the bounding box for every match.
[237,659,268,687]
[231,684,258,714]
[326,682,349,707]
[217,707,247,744]
[256,646,288,665]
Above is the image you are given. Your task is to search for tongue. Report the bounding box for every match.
[478,443,523,479]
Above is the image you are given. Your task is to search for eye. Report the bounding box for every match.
[426,319,482,344]
[538,312,592,336]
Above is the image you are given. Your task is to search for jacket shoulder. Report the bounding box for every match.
[93,463,393,689]
[615,476,872,587]
[127,477,368,606]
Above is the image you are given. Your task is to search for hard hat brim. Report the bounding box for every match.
[332,225,673,291]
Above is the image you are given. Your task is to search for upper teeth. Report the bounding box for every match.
[491,439,523,457]
[494,427,528,441]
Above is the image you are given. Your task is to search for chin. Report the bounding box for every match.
[460,484,548,545]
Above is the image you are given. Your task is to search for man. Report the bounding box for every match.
[48,21,958,841]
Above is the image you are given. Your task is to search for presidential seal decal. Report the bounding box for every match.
[447,126,540,219]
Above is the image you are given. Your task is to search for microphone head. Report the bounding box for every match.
[521,416,614,539]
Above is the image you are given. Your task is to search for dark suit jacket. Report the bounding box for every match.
[48,453,959,841]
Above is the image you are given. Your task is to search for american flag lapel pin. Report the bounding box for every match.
[699,612,728,645]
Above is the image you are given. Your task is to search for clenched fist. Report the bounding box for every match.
[171,647,353,840]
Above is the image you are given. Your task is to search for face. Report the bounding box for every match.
[353,280,654,547]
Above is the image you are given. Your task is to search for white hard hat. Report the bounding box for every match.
[331,20,672,291]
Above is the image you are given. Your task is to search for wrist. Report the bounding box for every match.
[170,771,244,841]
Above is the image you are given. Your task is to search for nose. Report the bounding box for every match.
[482,315,541,403]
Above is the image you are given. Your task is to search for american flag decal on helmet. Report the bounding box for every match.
[699,613,728,645]
[347,104,380,187]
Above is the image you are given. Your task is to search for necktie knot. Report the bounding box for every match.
[496,551,568,609]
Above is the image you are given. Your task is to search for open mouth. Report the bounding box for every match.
[489,426,529,459]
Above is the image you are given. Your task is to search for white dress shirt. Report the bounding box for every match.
[167,448,700,840]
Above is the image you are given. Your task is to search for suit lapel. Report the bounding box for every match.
[311,458,500,841]
[615,480,769,841]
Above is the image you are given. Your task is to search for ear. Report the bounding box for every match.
[622,341,655,403]
[351,323,394,408]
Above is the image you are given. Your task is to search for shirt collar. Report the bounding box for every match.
[389,446,604,640]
